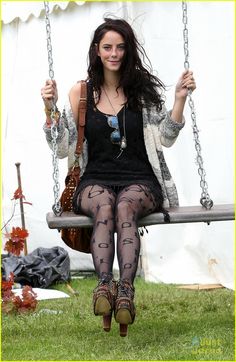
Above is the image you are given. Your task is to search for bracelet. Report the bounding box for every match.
[44,107,60,120]
[45,107,61,129]
[44,107,51,116]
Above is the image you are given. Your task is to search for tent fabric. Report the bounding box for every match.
[2,1,234,289]
[1,1,85,24]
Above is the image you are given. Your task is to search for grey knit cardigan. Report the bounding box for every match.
[44,98,185,208]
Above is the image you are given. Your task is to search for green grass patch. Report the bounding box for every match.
[2,277,235,361]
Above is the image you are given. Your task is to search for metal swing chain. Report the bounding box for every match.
[182,1,213,209]
[44,1,62,216]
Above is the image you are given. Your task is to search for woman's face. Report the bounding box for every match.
[97,30,125,73]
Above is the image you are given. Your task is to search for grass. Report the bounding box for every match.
[1,277,235,361]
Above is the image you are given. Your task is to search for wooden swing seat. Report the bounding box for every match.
[46,203,234,229]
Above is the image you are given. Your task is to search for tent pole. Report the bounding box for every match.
[15,163,28,255]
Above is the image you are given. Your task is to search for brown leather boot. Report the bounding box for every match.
[93,273,117,332]
[114,279,136,337]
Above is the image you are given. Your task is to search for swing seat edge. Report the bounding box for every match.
[46,204,235,229]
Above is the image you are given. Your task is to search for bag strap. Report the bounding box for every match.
[75,80,87,156]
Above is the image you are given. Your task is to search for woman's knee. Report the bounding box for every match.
[116,200,135,221]
[94,203,115,220]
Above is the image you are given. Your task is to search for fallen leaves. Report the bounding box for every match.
[4,227,29,256]
[12,286,38,313]
[1,273,38,314]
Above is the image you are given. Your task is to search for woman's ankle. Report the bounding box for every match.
[98,271,113,282]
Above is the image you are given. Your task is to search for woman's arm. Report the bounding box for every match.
[41,80,79,159]
[171,70,196,123]
[157,70,196,147]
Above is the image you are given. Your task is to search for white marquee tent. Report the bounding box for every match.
[2,1,234,289]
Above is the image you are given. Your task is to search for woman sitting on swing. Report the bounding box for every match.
[41,18,196,337]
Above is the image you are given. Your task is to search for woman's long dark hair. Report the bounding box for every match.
[87,18,165,111]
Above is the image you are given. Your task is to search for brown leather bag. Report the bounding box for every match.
[60,80,92,253]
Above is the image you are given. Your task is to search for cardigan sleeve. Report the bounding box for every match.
[43,100,77,159]
[158,105,185,147]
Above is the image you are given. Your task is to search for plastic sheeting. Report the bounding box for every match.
[2,1,234,289]
[13,288,70,300]
[2,247,70,288]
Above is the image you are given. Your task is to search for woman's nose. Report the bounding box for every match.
[111,47,118,57]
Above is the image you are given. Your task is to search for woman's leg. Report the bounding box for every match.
[77,184,116,277]
[115,184,158,283]
[77,184,117,330]
[114,184,159,336]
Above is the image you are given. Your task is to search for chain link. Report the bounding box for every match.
[44,1,62,215]
[182,1,213,209]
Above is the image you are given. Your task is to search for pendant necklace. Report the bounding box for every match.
[102,87,127,157]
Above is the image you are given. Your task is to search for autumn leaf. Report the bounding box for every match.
[11,188,32,205]
[1,273,38,314]
[1,272,14,292]
[9,227,29,241]
[12,188,25,200]
[4,239,24,256]
[12,286,38,313]
[2,288,15,302]
[4,227,29,256]
[1,272,15,313]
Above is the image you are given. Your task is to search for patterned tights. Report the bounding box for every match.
[77,184,158,283]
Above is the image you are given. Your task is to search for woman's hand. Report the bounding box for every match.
[41,79,58,110]
[175,70,196,100]
[171,70,196,123]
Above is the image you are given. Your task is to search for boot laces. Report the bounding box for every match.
[98,272,113,285]
[117,280,134,299]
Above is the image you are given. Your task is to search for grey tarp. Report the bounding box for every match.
[1,246,70,288]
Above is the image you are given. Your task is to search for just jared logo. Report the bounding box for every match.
[191,337,223,355]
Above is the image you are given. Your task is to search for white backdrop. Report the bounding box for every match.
[2,1,234,289]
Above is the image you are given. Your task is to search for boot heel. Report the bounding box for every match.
[93,274,117,333]
[103,314,112,332]
[114,279,136,337]
[119,323,128,337]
